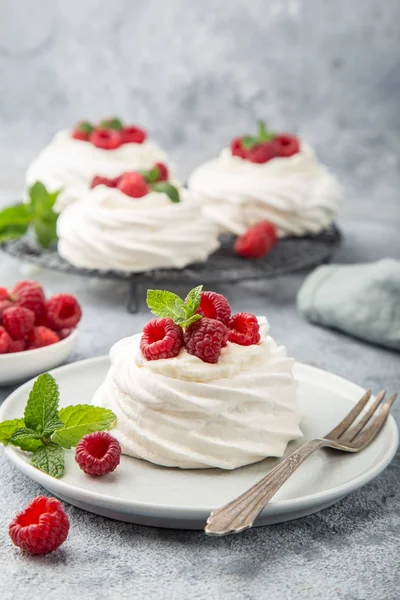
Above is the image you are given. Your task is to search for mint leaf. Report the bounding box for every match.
[141,167,161,184]
[147,289,187,322]
[0,204,31,227]
[47,189,62,210]
[10,428,42,452]
[42,418,65,439]
[152,182,180,203]
[77,121,94,135]
[257,120,275,142]
[0,224,29,242]
[100,117,123,130]
[24,374,60,436]
[33,216,58,248]
[0,419,25,445]
[29,182,51,217]
[178,314,202,328]
[31,443,65,478]
[241,136,258,150]
[53,405,117,449]
[184,285,203,314]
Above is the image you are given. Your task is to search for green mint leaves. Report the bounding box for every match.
[0,181,60,248]
[0,374,116,479]
[99,117,123,130]
[152,182,180,203]
[77,121,95,135]
[240,120,276,150]
[147,285,203,328]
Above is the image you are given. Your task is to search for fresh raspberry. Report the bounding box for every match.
[0,326,11,354]
[46,294,82,331]
[230,137,248,159]
[140,317,184,360]
[155,162,169,181]
[121,125,147,144]
[196,291,231,325]
[27,326,60,350]
[12,281,46,323]
[9,496,69,555]
[0,299,13,323]
[228,313,261,346]
[247,141,277,164]
[90,128,122,150]
[75,432,121,476]
[90,175,120,189]
[59,327,74,340]
[253,221,279,243]
[234,222,278,259]
[117,172,149,198]
[184,317,228,364]
[71,121,94,142]
[274,134,300,157]
[8,339,26,353]
[12,280,40,296]
[0,287,10,301]
[3,306,35,340]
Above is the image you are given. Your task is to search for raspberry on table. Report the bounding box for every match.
[12,281,46,323]
[117,172,149,198]
[90,128,122,150]
[0,326,11,354]
[154,162,169,181]
[27,326,60,350]
[234,221,278,259]
[196,291,232,325]
[184,317,228,364]
[140,317,184,361]
[3,306,35,340]
[9,496,69,555]
[228,313,261,346]
[46,294,82,331]
[121,125,147,144]
[75,431,122,476]
[8,339,26,353]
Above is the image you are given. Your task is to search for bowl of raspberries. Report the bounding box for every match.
[0,280,81,385]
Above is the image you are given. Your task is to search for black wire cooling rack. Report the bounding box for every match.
[0,224,342,312]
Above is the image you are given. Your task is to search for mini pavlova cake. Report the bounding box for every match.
[188,121,341,237]
[26,117,169,211]
[93,286,302,469]
[57,164,220,272]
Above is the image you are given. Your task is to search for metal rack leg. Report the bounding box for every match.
[127,281,140,313]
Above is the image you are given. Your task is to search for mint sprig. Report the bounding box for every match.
[147,285,203,328]
[0,181,61,248]
[240,121,276,150]
[99,117,123,130]
[0,374,117,479]
[136,166,181,203]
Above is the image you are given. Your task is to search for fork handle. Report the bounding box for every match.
[205,439,325,536]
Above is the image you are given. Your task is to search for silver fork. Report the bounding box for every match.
[205,389,397,536]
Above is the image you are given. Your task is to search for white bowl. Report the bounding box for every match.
[0,329,79,386]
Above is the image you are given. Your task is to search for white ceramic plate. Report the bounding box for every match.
[0,357,398,530]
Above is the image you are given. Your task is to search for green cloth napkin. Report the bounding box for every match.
[297,258,400,351]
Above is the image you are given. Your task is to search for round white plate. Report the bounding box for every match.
[0,357,398,530]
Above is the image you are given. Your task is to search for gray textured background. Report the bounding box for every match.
[0,1,400,599]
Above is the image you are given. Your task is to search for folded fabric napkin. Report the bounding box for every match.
[297,258,400,351]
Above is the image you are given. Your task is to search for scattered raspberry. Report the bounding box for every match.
[27,326,60,350]
[8,339,26,353]
[0,287,10,301]
[90,175,120,189]
[121,125,147,144]
[247,141,277,164]
[117,172,149,198]
[90,128,122,150]
[0,299,13,322]
[155,162,169,181]
[184,317,228,364]
[234,222,278,259]
[59,328,74,340]
[274,134,300,157]
[3,306,35,340]
[196,291,231,325]
[228,313,261,346]
[140,317,184,361]
[46,294,82,331]
[12,281,46,323]
[9,496,69,555]
[0,326,11,354]
[75,432,121,476]
[231,137,248,159]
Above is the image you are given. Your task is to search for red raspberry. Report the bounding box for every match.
[46,294,82,331]
[90,175,120,189]
[72,128,89,141]
[231,137,248,159]
[234,222,278,259]
[228,313,261,346]
[8,339,26,353]
[75,432,121,476]
[274,134,300,158]
[196,291,231,325]
[27,326,60,350]
[3,306,35,340]
[121,125,147,144]
[117,172,149,198]
[12,281,46,323]
[9,496,69,555]
[0,326,11,354]
[0,299,13,323]
[155,162,169,181]
[184,317,228,364]
[247,141,277,164]
[90,128,122,150]
[0,287,10,301]
[140,317,184,360]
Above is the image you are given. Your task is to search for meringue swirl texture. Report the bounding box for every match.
[26,130,169,211]
[57,186,220,272]
[188,144,341,236]
[93,318,302,469]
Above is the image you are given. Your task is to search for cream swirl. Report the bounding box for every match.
[188,144,341,236]
[57,186,220,272]
[26,130,169,211]
[93,318,302,469]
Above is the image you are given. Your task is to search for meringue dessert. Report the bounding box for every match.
[93,287,302,469]
[26,118,169,211]
[57,165,220,272]
[188,121,341,237]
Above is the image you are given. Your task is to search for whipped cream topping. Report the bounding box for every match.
[188,144,341,236]
[26,129,169,211]
[93,318,302,469]
[57,186,220,272]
